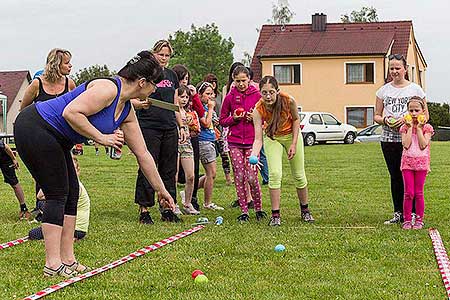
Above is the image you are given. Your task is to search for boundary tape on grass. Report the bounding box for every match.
[429,228,450,299]
[0,236,28,250]
[23,225,204,300]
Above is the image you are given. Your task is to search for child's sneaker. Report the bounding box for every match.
[183,203,200,215]
[412,217,424,230]
[301,210,315,223]
[237,214,249,223]
[384,212,402,225]
[268,216,281,226]
[255,211,267,221]
[19,210,31,221]
[402,221,413,230]
[203,203,224,211]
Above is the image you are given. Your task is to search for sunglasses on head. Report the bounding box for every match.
[388,54,405,60]
[198,81,212,91]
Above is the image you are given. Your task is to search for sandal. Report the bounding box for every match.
[43,264,78,278]
[64,261,91,273]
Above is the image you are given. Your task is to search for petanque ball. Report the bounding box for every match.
[194,274,209,284]
[274,244,286,252]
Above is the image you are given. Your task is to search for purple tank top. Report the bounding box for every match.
[36,77,131,144]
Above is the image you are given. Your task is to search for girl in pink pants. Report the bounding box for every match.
[399,96,434,230]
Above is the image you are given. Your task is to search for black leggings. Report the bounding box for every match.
[134,127,178,207]
[14,105,79,226]
[381,142,404,213]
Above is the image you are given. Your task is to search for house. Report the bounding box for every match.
[251,13,427,128]
[0,71,31,134]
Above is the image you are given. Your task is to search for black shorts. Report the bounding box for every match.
[0,160,18,186]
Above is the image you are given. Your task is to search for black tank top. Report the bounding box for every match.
[33,76,69,102]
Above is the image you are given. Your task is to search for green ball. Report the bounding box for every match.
[194,274,209,284]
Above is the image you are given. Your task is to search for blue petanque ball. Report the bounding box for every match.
[274,244,286,252]
[249,155,259,165]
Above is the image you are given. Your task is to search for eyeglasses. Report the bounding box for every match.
[388,54,405,60]
[261,90,277,97]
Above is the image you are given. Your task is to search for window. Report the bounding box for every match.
[346,63,374,84]
[346,107,374,128]
[322,114,340,125]
[274,64,301,84]
[309,114,323,125]
[299,113,305,122]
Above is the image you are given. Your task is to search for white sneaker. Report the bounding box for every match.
[203,203,224,211]
[183,203,200,215]
[173,204,183,215]
[179,190,186,205]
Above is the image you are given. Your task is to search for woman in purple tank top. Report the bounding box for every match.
[14,51,175,278]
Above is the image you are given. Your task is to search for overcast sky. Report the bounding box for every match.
[1,0,448,102]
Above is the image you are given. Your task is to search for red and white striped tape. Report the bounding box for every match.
[23,225,204,300]
[429,228,450,299]
[0,236,28,250]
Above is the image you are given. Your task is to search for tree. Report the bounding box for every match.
[428,102,450,128]
[168,23,234,89]
[341,6,379,23]
[241,51,253,67]
[72,64,116,86]
[267,0,295,26]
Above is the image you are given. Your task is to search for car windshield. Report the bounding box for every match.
[357,124,379,136]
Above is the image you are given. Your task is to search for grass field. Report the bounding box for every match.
[1,142,450,299]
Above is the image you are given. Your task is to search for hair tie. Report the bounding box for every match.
[129,55,141,65]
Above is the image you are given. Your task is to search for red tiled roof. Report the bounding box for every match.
[251,21,413,81]
[0,71,31,113]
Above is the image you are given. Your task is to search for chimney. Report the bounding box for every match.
[312,13,327,32]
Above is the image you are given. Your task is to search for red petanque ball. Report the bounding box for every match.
[191,269,204,279]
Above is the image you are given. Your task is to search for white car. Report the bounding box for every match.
[299,112,357,146]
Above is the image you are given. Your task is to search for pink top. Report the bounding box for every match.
[399,124,434,172]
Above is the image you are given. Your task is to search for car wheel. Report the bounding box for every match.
[304,133,315,146]
[344,132,356,144]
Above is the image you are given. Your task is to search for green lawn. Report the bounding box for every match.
[1,142,450,299]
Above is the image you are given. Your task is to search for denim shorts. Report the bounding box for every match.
[199,141,216,164]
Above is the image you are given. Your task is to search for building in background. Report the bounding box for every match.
[0,71,31,134]
[251,13,426,128]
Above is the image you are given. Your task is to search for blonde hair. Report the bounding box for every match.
[151,40,173,55]
[407,96,425,109]
[43,48,72,83]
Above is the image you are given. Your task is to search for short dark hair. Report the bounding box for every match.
[177,85,191,108]
[118,51,163,83]
[172,64,190,84]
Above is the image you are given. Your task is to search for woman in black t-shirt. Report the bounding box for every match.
[133,40,186,224]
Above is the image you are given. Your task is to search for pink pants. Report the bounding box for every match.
[402,169,427,222]
[229,147,262,214]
